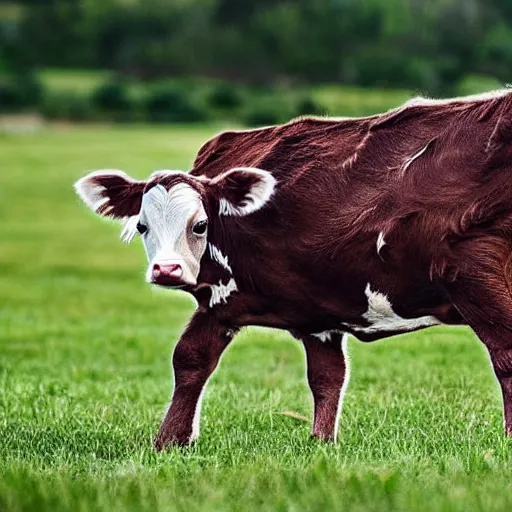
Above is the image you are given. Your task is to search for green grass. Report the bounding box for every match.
[1,124,512,511]
[38,69,111,95]
[312,84,413,117]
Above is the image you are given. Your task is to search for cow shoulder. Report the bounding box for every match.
[192,125,281,178]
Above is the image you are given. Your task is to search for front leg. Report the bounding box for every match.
[489,349,512,436]
[293,331,350,441]
[154,312,235,450]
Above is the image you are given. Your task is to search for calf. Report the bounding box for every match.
[75,90,512,449]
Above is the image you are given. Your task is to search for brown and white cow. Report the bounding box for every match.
[75,90,512,450]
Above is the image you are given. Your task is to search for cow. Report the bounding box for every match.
[75,89,512,450]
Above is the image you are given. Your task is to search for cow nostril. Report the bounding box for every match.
[168,264,182,276]
[152,263,183,280]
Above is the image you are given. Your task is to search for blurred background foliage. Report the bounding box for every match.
[0,0,510,124]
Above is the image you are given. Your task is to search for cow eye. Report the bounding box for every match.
[136,222,148,235]
[192,220,208,236]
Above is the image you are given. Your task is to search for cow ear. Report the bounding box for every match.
[74,170,145,219]
[212,167,276,216]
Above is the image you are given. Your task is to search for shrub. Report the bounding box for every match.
[40,92,94,121]
[92,81,131,112]
[241,96,292,126]
[0,73,43,112]
[294,95,322,116]
[144,85,206,123]
[0,80,24,112]
[208,83,243,110]
[19,74,43,107]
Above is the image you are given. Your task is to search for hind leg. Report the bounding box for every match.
[445,243,512,435]
[448,291,512,436]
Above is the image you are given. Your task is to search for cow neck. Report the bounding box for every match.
[194,222,236,287]
[192,209,267,306]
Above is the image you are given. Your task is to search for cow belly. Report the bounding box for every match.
[341,283,442,337]
[343,313,441,336]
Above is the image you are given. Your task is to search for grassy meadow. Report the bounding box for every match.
[1,124,512,511]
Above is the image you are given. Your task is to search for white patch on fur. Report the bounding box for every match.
[341,131,371,170]
[166,362,208,444]
[346,283,441,335]
[208,243,232,274]
[216,167,276,216]
[311,331,332,342]
[209,278,238,307]
[401,142,431,175]
[376,232,386,256]
[74,169,131,213]
[219,198,240,216]
[312,329,344,342]
[486,112,504,153]
[190,384,207,442]
[334,333,350,442]
[307,330,349,441]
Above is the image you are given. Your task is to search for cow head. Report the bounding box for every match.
[74,168,275,288]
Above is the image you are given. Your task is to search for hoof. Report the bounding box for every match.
[153,432,194,452]
[310,432,336,442]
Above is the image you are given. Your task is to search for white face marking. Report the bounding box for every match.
[208,243,233,274]
[121,215,139,243]
[209,278,238,307]
[345,283,442,335]
[135,180,207,286]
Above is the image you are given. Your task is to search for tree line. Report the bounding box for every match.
[1,0,512,94]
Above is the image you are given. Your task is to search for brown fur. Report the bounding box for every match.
[185,92,512,445]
